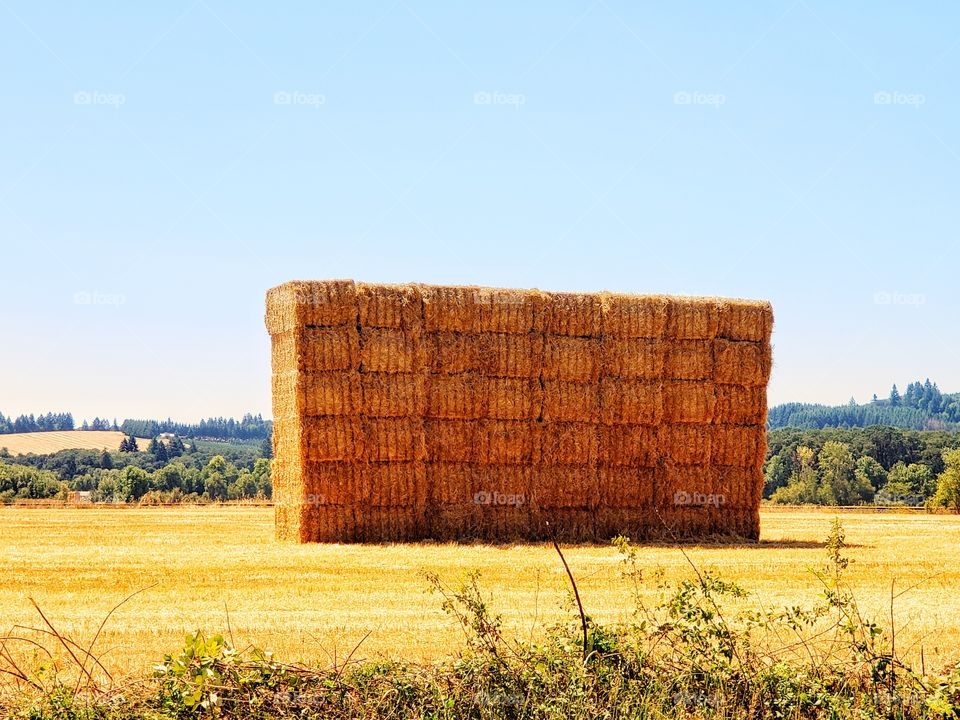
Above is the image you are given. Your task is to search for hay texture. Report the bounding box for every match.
[267,281,773,543]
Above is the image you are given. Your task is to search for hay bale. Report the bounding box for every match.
[266,280,357,334]
[481,333,544,378]
[598,466,655,507]
[718,300,774,342]
[357,283,421,330]
[475,287,544,334]
[598,424,658,467]
[531,465,598,509]
[300,372,359,417]
[665,297,720,340]
[539,422,600,465]
[600,293,668,338]
[487,377,541,420]
[714,340,772,386]
[427,375,489,419]
[360,373,426,417]
[542,381,600,423]
[484,420,538,464]
[302,417,362,461]
[715,384,767,425]
[600,379,663,425]
[659,424,713,465]
[361,329,423,374]
[362,418,426,462]
[712,425,766,469]
[662,381,716,424]
[267,281,772,543]
[542,336,601,382]
[421,285,478,332]
[544,292,602,336]
[602,338,664,380]
[665,340,714,381]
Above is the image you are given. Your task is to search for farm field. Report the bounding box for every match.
[0,507,958,682]
[0,430,150,456]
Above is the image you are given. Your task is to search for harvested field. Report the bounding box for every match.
[0,507,957,679]
[0,430,150,456]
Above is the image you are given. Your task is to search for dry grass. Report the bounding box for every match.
[0,507,957,683]
[0,431,150,456]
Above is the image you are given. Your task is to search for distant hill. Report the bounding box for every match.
[769,379,960,430]
[0,431,151,456]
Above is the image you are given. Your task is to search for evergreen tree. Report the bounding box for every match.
[890,384,901,407]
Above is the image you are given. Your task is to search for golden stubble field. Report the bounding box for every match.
[1,507,958,680]
[0,431,150,456]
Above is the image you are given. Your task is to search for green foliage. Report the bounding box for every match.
[933,448,960,513]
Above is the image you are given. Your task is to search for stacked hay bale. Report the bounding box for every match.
[266,281,772,543]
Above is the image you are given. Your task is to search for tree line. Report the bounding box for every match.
[0,436,271,504]
[120,413,271,440]
[765,426,960,509]
[768,379,960,430]
[0,411,75,433]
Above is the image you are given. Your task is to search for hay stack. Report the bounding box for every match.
[267,281,772,542]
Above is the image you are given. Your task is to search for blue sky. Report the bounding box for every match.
[2,1,958,422]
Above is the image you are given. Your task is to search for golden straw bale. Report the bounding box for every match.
[359,461,428,508]
[600,379,663,425]
[658,463,719,500]
[474,287,543,333]
[714,339,772,386]
[598,424,658,466]
[538,422,599,465]
[351,507,429,543]
[300,327,359,372]
[665,297,721,340]
[598,466,656,507]
[713,465,761,509]
[430,463,530,506]
[658,424,713,466]
[480,333,543,378]
[271,373,301,421]
[274,503,301,542]
[427,375,489,419]
[483,420,538,464]
[271,417,303,461]
[530,465,598,509]
[360,329,424,374]
[362,417,426,462]
[544,292,602,336]
[360,373,426,417]
[428,332,484,374]
[529,508,597,542]
[718,300,774,342]
[302,417,362,461]
[542,336,602,382]
[487,377,541,420]
[602,338,665,380]
[299,461,361,506]
[357,283,422,330]
[301,372,359,417]
[269,460,302,507]
[266,280,357,333]
[600,293,668,338]
[425,419,484,463]
[431,504,531,542]
[542,381,600,423]
[421,285,478,332]
[662,381,716,424]
[714,384,767,425]
[712,424,766,468]
[664,340,715,381]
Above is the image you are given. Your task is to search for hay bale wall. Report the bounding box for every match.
[267,281,773,543]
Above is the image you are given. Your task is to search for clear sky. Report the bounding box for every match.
[2,2,957,423]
